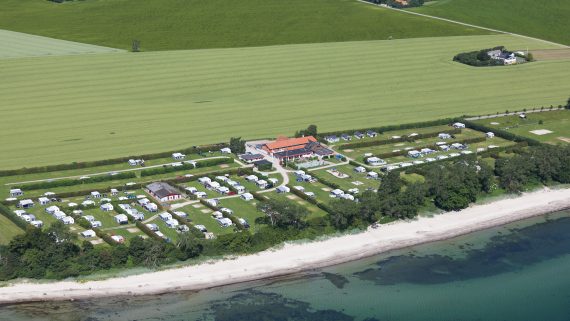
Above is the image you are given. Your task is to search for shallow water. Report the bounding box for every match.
[2,211,570,321]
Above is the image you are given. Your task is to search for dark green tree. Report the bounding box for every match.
[229,137,246,154]
[328,199,361,229]
[257,198,308,228]
[176,233,203,260]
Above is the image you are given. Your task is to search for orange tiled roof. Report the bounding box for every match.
[264,136,316,151]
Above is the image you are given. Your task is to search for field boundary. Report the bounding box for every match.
[356,0,569,49]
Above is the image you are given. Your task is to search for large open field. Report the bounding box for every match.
[1,34,569,169]
[0,29,123,59]
[412,0,570,45]
[0,0,489,51]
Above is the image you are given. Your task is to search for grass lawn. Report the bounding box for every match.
[177,203,234,237]
[0,28,122,59]
[152,218,181,243]
[311,165,380,191]
[333,124,451,147]
[1,35,567,170]
[0,0,488,51]
[339,128,486,161]
[85,208,124,229]
[288,174,337,205]
[378,136,515,165]
[473,110,570,145]
[411,0,570,45]
[265,193,329,220]
[217,197,266,231]
[0,215,23,244]
[106,226,146,244]
[0,161,238,198]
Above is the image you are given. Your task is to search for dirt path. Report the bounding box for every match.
[531,49,570,60]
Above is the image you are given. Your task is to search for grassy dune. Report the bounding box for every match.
[1,35,568,169]
[0,0,489,51]
[413,0,570,45]
[0,29,123,59]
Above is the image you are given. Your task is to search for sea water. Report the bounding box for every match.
[1,210,570,321]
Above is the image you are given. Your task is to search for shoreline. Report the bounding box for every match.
[1,188,570,304]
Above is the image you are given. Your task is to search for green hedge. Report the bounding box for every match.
[168,210,205,239]
[338,128,462,150]
[92,227,119,246]
[250,191,269,202]
[317,117,462,141]
[15,172,137,191]
[0,202,30,230]
[286,184,333,214]
[198,199,245,230]
[374,136,486,159]
[140,157,233,177]
[308,171,341,190]
[135,221,164,242]
[40,166,252,201]
[0,143,230,178]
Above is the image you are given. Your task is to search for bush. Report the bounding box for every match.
[0,202,30,230]
[135,221,164,241]
[93,227,119,246]
[453,46,507,67]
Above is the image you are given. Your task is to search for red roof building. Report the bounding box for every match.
[262,136,317,154]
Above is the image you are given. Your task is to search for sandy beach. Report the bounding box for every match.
[1,187,569,304]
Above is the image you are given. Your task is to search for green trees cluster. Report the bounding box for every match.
[256,198,309,228]
[425,160,493,211]
[295,125,318,138]
[495,145,570,193]
[229,137,246,154]
[453,46,506,67]
[0,222,203,281]
[326,172,427,230]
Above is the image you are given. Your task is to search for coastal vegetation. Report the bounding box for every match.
[0,0,486,51]
[1,35,567,169]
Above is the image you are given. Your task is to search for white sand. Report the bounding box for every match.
[530,129,553,135]
[1,188,569,304]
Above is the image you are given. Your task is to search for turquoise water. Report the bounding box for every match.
[2,210,570,321]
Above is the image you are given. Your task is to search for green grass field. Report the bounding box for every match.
[412,0,570,45]
[473,110,570,145]
[0,29,122,59]
[0,215,23,244]
[1,34,567,169]
[0,0,489,51]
